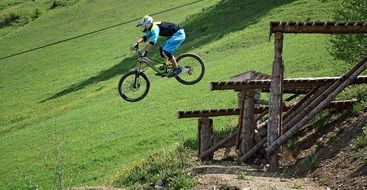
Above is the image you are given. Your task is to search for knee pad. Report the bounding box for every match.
[159,47,173,60]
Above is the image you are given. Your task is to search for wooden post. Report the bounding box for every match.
[239,90,256,157]
[198,117,213,161]
[236,90,245,150]
[268,32,284,171]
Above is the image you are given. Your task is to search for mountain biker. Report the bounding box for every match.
[132,15,186,77]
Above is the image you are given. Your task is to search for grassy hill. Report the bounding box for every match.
[1,0,364,189]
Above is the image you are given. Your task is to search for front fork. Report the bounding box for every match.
[132,61,143,88]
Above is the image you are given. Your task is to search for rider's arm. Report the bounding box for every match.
[136,37,145,44]
[144,43,154,52]
[144,25,159,52]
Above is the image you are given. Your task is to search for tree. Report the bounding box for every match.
[329,0,367,64]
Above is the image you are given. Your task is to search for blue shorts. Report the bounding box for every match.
[162,29,185,54]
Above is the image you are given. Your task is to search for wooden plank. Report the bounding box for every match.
[209,76,367,91]
[270,21,367,34]
[177,107,267,119]
[281,87,325,132]
[177,100,356,119]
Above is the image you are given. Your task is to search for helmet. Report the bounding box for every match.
[136,15,153,30]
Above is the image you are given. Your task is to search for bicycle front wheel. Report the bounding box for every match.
[175,53,205,85]
[118,71,150,102]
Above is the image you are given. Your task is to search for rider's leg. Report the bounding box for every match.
[160,50,181,77]
[161,29,185,66]
[160,48,178,68]
[168,55,178,68]
[161,29,185,77]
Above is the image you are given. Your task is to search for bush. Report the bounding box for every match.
[112,146,197,189]
[48,0,67,10]
[31,8,42,20]
[0,12,21,28]
[329,0,367,64]
[337,85,367,114]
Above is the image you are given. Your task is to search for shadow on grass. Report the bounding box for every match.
[41,0,295,102]
[40,56,136,102]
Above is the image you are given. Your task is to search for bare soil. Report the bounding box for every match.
[193,164,323,190]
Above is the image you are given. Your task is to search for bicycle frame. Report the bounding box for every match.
[134,49,170,75]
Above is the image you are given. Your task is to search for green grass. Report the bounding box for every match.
[112,145,196,189]
[237,171,252,182]
[1,0,366,189]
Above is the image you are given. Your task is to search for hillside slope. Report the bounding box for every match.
[2,0,363,189]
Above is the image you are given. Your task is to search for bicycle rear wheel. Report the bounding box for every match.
[118,70,150,102]
[175,53,205,85]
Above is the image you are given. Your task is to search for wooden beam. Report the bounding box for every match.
[177,100,356,119]
[177,107,267,119]
[209,76,367,91]
[270,21,367,34]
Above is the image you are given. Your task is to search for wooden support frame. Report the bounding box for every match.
[266,57,367,154]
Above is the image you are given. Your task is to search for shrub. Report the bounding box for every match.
[0,12,21,28]
[48,0,67,10]
[31,8,42,20]
[329,0,367,64]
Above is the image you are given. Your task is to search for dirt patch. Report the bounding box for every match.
[69,187,122,190]
[192,164,323,190]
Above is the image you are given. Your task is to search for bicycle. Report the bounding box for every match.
[118,47,205,102]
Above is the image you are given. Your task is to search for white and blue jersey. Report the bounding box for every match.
[142,22,185,56]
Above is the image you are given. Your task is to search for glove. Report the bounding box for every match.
[138,50,148,57]
[132,42,139,50]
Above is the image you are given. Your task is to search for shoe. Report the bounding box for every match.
[168,67,182,78]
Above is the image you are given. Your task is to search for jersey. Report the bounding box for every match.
[142,22,181,45]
